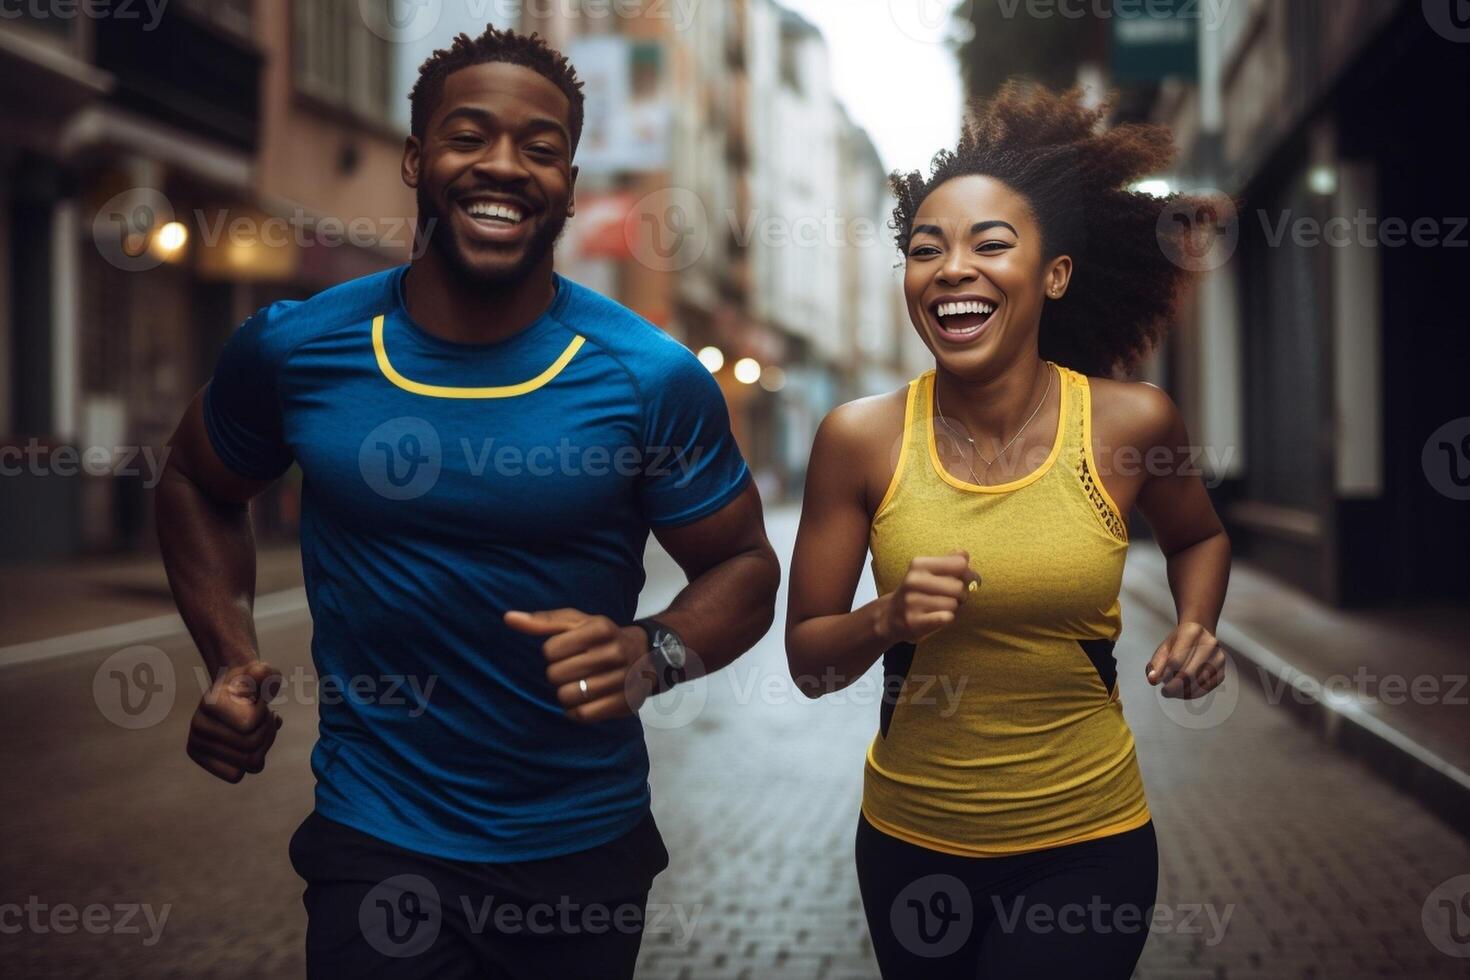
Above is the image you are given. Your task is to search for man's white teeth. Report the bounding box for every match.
[465,202,524,223]
[937,300,996,318]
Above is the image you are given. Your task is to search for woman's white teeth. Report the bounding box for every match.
[937,300,996,318]
[465,202,524,223]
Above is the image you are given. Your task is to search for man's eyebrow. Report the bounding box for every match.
[435,106,570,142]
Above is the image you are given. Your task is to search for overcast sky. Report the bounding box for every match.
[776,0,966,176]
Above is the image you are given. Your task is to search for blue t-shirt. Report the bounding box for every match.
[203,265,750,861]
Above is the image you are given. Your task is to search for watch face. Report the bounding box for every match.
[656,632,687,669]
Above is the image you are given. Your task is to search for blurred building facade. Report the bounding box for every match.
[1147,0,1469,606]
[1,0,418,562]
[3,0,925,563]
[523,0,919,500]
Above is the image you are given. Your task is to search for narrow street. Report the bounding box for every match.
[2,507,1468,978]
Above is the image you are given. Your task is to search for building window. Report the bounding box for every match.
[293,0,393,122]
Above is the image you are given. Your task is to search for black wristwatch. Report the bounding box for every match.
[632,617,689,693]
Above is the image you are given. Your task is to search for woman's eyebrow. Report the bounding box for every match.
[912,219,1020,239]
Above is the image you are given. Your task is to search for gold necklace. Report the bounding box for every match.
[934,362,1054,484]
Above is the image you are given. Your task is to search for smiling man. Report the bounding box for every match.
[154,27,779,979]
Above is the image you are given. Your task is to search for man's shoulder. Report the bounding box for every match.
[247,265,403,358]
[553,274,697,374]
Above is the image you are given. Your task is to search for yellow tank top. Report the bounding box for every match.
[863,364,1150,856]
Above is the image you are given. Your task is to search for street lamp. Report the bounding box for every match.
[697,346,725,373]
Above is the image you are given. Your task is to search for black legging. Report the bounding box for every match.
[855,814,1159,979]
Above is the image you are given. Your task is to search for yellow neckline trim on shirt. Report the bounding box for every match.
[371,314,585,399]
[924,362,1068,494]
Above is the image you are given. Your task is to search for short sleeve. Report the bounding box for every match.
[638,347,751,527]
[202,307,294,481]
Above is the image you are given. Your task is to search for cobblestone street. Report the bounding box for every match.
[2,506,1468,978]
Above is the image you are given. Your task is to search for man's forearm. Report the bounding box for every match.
[641,546,780,679]
[156,466,263,675]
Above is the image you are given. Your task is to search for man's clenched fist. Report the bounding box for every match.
[186,660,284,783]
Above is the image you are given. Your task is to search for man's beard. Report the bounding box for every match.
[415,185,567,288]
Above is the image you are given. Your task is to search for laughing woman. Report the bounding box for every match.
[784,83,1231,979]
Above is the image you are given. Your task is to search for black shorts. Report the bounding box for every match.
[288,810,670,979]
[855,814,1159,980]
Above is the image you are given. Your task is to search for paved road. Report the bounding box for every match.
[2,507,1468,978]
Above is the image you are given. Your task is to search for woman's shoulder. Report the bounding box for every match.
[820,384,912,443]
[1084,374,1183,450]
[814,383,915,512]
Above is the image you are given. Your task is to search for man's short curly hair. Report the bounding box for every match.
[409,26,585,155]
[891,81,1213,377]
